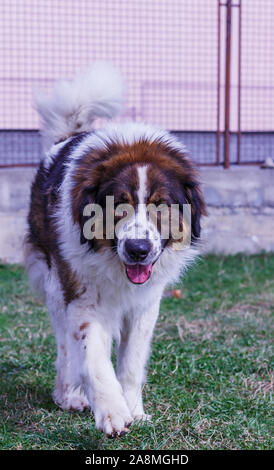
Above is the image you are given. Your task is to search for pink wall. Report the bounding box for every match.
[0,0,273,132]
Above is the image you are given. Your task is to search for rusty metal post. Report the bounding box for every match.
[224,0,232,168]
[216,0,221,165]
[237,0,242,164]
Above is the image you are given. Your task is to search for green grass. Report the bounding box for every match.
[0,254,273,450]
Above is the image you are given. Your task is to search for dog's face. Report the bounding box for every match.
[71,140,206,284]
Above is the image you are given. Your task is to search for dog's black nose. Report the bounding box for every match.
[125,239,152,262]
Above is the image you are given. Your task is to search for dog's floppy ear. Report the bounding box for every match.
[71,184,97,246]
[184,183,207,242]
[79,185,97,246]
[169,149,207,243]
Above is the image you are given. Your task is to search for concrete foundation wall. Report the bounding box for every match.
[200,167,274,255]
[0,166,273,263]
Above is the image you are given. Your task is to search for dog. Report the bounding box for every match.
[24,62,206,437]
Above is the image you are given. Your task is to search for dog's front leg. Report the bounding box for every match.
[67,301,133,437]
[116,299,161,421]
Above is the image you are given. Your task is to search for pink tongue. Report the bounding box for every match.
[126,264,152,284]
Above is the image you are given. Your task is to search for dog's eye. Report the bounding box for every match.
[121,192,130,202]
[151,198,166,206]
[115,193,130,206]
[148,192,168,206]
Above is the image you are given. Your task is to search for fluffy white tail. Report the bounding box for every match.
[34,61,125,149]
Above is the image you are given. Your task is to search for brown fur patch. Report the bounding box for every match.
[27,160,84,305]
[79,322,90,331]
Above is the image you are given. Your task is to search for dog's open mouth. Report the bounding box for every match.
[125,263,153,284]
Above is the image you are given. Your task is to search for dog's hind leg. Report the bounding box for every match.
[45,265,89,411]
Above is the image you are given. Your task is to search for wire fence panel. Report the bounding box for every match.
[0,0,219,166]
[0,0,273,167]
[239,0,274,163]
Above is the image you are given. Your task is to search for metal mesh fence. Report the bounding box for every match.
[238,0,274,163]
[0,0,273,167]
[0,0,219,166]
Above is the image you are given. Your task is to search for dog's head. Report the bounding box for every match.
[71,135,206,284]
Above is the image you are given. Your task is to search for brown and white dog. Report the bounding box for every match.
[24,62,206,437]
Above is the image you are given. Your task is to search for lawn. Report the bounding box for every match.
[0,254,273,450]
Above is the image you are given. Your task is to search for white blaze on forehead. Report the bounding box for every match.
[137,165,148,204]
[136,166,149,236]
[117,163,162,264]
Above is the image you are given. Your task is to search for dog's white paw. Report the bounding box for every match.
[94,401,133,438]
[133,413,152,422]
[53,386,90,412]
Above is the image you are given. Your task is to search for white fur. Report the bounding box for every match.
[33,61,125,150]
[26,65,200,437]
[137,166,147,204]
[117,165,162,265]
[43,136,74,169]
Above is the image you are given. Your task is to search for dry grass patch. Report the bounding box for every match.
[176,318,220,341]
